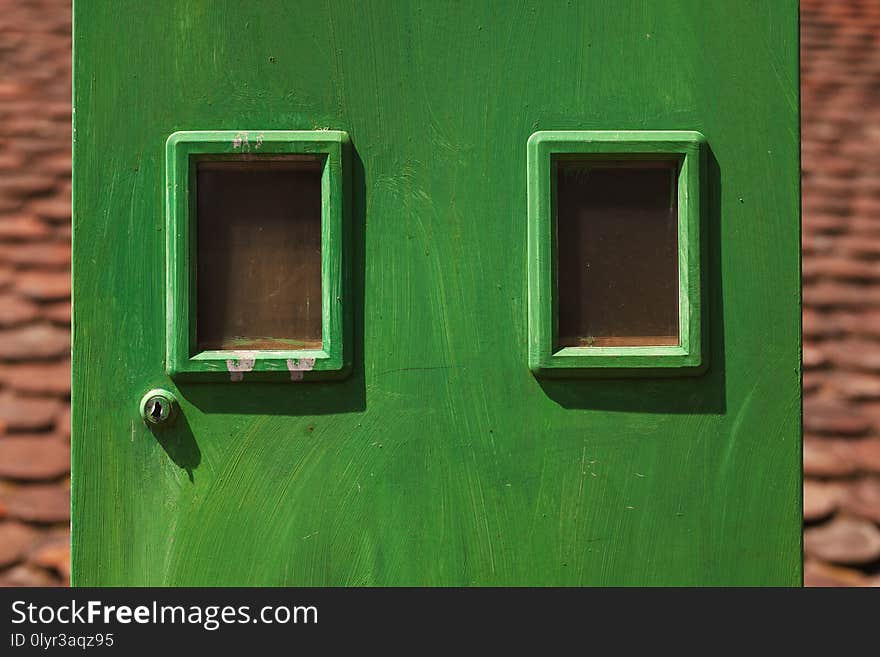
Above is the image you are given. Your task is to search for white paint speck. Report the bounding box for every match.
[226,351,257,382]
[286,357,316,381]
[232,131,250,151]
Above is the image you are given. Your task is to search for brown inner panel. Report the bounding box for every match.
[196,158,323,352]
[556,159,679,348]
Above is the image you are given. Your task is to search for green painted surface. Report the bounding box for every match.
[72,0,801,586]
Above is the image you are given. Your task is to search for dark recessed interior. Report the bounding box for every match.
[196,157,323,352]
[556,159,680,348]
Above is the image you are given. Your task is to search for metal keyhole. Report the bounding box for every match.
[139,389,178,427]
[147,398,168,423]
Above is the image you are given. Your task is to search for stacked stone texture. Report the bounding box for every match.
[0,0,71,586]
[1,0,880,586]
[801,0,880,586]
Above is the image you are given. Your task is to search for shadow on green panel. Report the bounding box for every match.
[538,150,726,416]
[177,148,368,418]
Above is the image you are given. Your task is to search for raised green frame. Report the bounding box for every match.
[527,130,707,377]
[165,130,351,382]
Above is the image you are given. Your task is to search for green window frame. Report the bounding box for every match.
[165,130,351,381]
[527,130,707,377]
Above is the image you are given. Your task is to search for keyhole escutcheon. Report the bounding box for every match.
[139,389,178,427]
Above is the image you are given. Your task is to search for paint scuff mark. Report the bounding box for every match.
[286,357,315,381]
[232,131,250,151]
[226,351,257,382]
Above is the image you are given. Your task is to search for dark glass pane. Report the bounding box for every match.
[196,158,323,352]
[556,160,679,348]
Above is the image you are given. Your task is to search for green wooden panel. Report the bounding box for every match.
[72,0,801,586]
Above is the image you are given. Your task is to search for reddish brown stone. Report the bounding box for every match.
[38,152,71,176]
[0,214,50,241]
[0,265,13,291]
[2,484,69,524]
[804,516,880,565]
[0,174,56,198]
[854,400,880,425]
[0,563,61,586]
[0,152,25,171]
[804,480,841,522]
[26,198,70,223]
[803,344,829,370]
[802,214,847,235]
[850,439,880,473]
[803,309,842,339]
[0,324,69,360]
[0,521,38,568]
[44,103,70,122]
[803,372,825,394]
[804,283,880,309]
[802,234,835,256]
[802,257,880,282]
[53,223,71,241]
[847,217,880,237]
[0,436,69,481]
[827,373,880,400]
[5,117,57,138]
[824,341,880,371]
[29,534,70,580]
[804,559,870,587]
[0,196,23,213]
[835,236,880,259]
[15,270,70,300]
[0,293,40,327]
[804,437,858,477]
[852,196,880,218]
[801,309,821,336]
[0,393,62,431]
[0,360,70,395]
[0,242,70,268]
[43,300,70,325]
[838,478,880,523]
[0,80,29,99]
[55,405,70,439]
[10,138,60,157]
[803,399,871,436]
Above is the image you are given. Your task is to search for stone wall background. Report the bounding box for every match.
[801,0,880,586]
[0,0,71,586]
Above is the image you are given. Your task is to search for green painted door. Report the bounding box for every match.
[72,1,801,586]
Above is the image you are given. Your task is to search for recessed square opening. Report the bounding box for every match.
[195,157,323,352]
[555,159,680,348]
